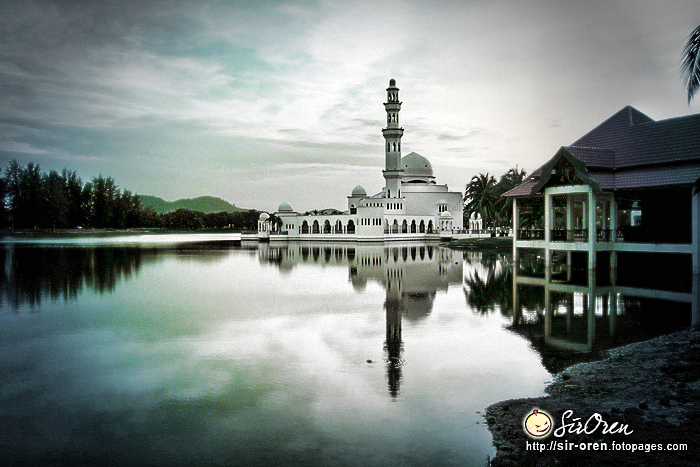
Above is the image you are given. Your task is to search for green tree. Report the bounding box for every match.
[43,170,69,229]
[493,166,528,232]
[464,173,497,232]
[680,24,700,104]
[5,161,21,227]
[13,162,44,229]
[63,169,86,227]
[0,169,8,229]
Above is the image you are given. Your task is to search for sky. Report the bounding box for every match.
[1,0,699,212]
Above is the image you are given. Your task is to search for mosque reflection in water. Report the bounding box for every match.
[257,242,463,398]
[5,239,698,396]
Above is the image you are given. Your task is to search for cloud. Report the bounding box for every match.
[0,141,48,155]
[1,0,698,210]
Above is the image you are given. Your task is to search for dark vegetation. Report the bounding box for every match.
[464,166,527,233]
[0,161,260,231]
[139,194,242,214]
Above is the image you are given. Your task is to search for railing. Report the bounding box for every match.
[549,229,588,242]
[571,229,588,241]
[596,228,611,242]
[616,228,625,241]
[383,229,437,234]
[550,229,568,241]
[517,229,545,240]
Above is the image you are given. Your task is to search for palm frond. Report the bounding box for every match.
[680,24,700,104]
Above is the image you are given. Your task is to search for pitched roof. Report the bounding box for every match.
[572,107,700,169]
[504,106,700,197]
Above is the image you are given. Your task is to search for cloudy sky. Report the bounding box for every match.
[1,0,699,212]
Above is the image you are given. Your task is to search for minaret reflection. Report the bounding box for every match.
[256,242,463,398]
[384,291,403,399]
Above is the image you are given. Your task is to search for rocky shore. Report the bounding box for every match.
[486,327,700,466]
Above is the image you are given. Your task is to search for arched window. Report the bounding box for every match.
[401,220,408,233]
[347,220,355,234]
[301,221,309,234]
[312,220,320,234]
[428,220,433,232]
[392,142,396,151]
[410,220,416,233]
[335,220,343,234]
[324,220,331,234]
[392,219,399,234]
[350,204,356,215]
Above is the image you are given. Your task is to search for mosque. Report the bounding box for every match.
[258,79,464,241]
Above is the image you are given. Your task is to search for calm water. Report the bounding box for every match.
[1,236,690,466]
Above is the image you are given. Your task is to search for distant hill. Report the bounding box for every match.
[139,195,245,214]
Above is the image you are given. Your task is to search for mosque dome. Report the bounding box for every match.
[351,185,367,197]
[440,211,453,218]
[401,152,434,182]
[259,212,270,221]
[278,201,294,212]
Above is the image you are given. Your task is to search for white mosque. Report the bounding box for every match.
[258,79,464,241]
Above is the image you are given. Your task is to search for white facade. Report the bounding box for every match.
[264,79,464,242]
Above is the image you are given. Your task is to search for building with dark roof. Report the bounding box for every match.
[503,106,700,352]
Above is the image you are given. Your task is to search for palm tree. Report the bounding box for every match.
[498,166,527,190]
[464,173,497,232]
[680,24,700,104]
[494,166,528,232]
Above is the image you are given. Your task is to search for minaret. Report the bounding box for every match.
[383,79,404,199]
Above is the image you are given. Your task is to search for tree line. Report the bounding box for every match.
[0,161,260,231]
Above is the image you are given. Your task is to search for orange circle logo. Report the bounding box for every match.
[524,409,553,438]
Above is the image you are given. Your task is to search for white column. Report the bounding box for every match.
[588,189,597,271]
[545,190,552,242]
[693,192,700,274]
[566,195,573,280]
[512,198,519,241]
[610,195,618,242]
[544,190,553,283]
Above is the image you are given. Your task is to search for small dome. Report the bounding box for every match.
[351,185,367,197]
[259,212,270,221]
[437,199,447,205]
[401,152,433,178]
[278,201,294,212]
[440,211,453,218]
[389,78,396,87]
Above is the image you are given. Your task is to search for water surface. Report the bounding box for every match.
[0,238,557,466]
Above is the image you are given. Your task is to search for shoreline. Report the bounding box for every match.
[0,228,241,238]
[485,327,700,466]
[447,236,513,253]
